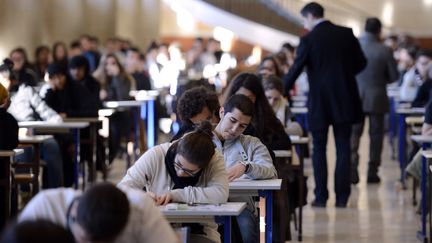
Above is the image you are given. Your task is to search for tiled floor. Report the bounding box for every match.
[106,125,420,243]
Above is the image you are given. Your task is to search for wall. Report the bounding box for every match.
[0,0,160,61]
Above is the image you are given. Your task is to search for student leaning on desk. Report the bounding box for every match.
[0,81,18,150]
[212,94,277,243]
[118,121,228,243]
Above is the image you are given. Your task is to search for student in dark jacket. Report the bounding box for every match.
[44,63,97,118]
[0,83,18,150]
[69,55,102,109]
[44,63,97,186]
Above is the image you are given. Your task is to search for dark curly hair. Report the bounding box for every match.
[223,72,287,147]
[176,86,220,123]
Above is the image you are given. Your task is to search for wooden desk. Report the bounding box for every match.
[289,135,309,241]
[412,136,432,242]
[273,150,292,158]
[291,107,308,134]
[104,97,157,162]
[229,179,281,243]
[18,135,52,195]
[291,96,307,102]
[422,149,432,243]
[160,202,246,243]
[396,108,425,186]
[0,149,24,227]
[64,118,103,186]
[18,121,89,189]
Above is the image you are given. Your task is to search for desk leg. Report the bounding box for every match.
[146,100,155,149]
[428,157,432,243]
[73,129,81,189]
[297,144,304,242]
[215,216,231,243]
[33,144,40,195]
[389,97,396,160]
[259,190,273,243]
[89,123,97,184]
[398,114,407,187]
[133,107,139,162]
[421,152,427,242]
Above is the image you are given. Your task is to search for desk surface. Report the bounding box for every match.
[64,117,101,123]
[19,121,89,129]
[160,202,246,216]
[406,116,424,125]
[0,148,24,157]
[104,100,146,108]
[291,96,308,102]
[129,90,159,101]
[274,150,292,158]
[19,135,53,143]
[411,135,432,143]
[422,150,432,159]
[396,107,425,115]
[291,107,308,114]
[229,178,282,190]
[290,136,310,144]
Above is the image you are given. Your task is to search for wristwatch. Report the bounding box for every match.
[239,161,251,173]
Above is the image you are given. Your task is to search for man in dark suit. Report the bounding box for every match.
[283,2,366,207]
[351,18,399,185]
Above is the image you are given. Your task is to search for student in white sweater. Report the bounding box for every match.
[118,121,229,243]
[18,183,178,243]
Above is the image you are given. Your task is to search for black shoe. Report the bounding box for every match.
[311,200,326,208]
[367,175,381,184]
[335,201,347,208]
[351,169,359,185]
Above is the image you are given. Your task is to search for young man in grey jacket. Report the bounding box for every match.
[213,94,277,243]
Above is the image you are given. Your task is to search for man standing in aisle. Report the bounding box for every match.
[283,2,366,207]
[351,18,399,184]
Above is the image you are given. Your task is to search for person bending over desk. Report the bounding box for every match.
[18,182,177,243]
[118,121,229,243]
[213,94,277,243]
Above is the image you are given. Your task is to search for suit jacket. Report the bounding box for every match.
[356,33,399,113]
[283,20,367,130]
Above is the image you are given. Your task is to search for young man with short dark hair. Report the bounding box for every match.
[19,183,177,243]
[213,94,276,243]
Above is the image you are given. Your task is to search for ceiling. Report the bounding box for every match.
[323,0,432,36]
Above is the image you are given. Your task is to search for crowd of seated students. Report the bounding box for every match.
[7,29,432,242]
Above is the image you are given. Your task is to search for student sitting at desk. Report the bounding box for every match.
[172,86,220,141]
[406,99,432,207]
[262,75,303,136]
[118,121,228,243]
[18,182,178,243]
[213,94,277,243]
[94,54,136,163]
[0,82,18,150]
[43,63,98,118]
[0,59,64,188]
[43,63,98,186]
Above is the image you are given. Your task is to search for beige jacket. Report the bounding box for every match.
[118,142,229,243]
[18,187,178,243]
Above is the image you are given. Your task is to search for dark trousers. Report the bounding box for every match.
[351,114,384,176]
[312,123,352,204]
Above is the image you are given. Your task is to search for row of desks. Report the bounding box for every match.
[159,178,282,243]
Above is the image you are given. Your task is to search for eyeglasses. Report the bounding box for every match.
[174,158,200,177]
